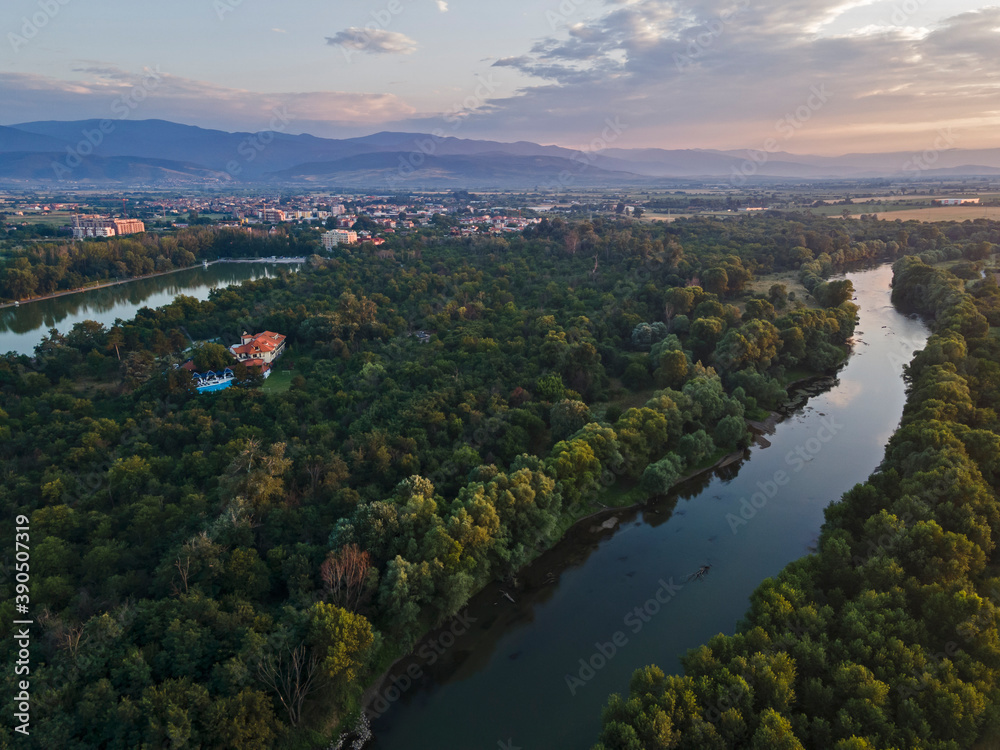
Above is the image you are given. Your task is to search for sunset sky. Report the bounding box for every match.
[2,0,998,154]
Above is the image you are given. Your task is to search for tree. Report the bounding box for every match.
[690,317,727,358]
[206,690,280,749]
[320,544,374,612]
[631,322,669,349]
[715,320,782,372]
[678,430,715,466]
[641,454,684,495]
[745,299,776,321]
[192,342,232,371]
[714,414,748,450]
[769,283,789,309]
[66,320,109,353]
[256,641,324,727]
[813,279,854,308]
[106,326,124,360]
[551,399,592,441]
[655,349,689,389]
[107,455,152,508]
[140,678,211,748]
[537,372,567,401]
[702,267,729,296]
[750,709,804,749]
[666,287,696,317]
[122,350,155,390]
[221,439,292,514]
[308,602,375,696]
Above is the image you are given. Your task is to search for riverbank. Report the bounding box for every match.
[363,264,929,750]
[0,257,306,309]
[351,366,844,738]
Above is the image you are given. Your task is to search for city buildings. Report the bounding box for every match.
[322,229,359,249]
[71,214,146,239]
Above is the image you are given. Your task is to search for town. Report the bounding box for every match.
[0,192,546,246]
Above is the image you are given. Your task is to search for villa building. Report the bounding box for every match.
[230,330,286,373]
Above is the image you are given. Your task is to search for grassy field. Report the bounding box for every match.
[8,211,75,226]
[792,200,934,217]
[747,269,816,307]
[853,206,1000,222]
[637,212,696,223]
[262,368,295,394]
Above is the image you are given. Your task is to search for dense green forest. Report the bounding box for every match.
[1,213,997,748]
[594,257,1000,748]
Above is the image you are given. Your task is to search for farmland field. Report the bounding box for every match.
[853,205,1000,222]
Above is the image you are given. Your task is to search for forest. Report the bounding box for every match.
[1,212,997,748]
[594,257,1000,748]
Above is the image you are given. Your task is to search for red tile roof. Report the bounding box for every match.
[233,331,285,357]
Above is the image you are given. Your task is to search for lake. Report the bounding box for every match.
[0,262,301,355]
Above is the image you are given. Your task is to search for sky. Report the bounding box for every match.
[1,0,998,154]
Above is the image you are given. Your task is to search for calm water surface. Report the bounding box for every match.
[0,262,300,355]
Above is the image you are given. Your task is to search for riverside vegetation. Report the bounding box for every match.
[0,212,996,748]
[594,255,1000,749]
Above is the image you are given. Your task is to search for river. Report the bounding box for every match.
[0,262,301,356]
[369,264,930,750]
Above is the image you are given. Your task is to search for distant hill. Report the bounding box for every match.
[0,126,69,154]
[268,151,647,188]
[0,151,233,184]
[1,119,999,186]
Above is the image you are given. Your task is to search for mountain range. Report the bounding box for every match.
[1,119,999,188]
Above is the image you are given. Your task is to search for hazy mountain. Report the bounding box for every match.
[2,119,999,186]
[268,151,647,188]
[0,151,233,184]
[0,126,69,154]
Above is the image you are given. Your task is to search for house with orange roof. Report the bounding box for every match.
[230,331,286,374]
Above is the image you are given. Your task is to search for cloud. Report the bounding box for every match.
[436,0,449,11]
[0,68,416,132]
[325,28,418,55]
[462,0,1000,152]
[272,28,287,33]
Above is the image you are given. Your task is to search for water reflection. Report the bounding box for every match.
[0,263,300,354]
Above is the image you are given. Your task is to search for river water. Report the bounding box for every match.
[0,262,300,356]
[370,264,930,750]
